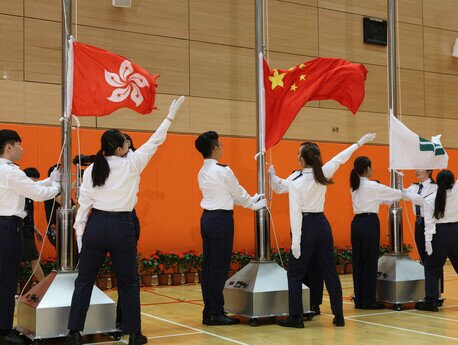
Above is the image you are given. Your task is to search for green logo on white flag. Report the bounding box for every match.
[419,136,445,156]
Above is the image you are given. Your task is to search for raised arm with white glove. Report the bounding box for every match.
[357,133,376,148]
[250,198,267,210]
[166,96,185,121]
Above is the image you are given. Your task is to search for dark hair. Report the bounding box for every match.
[92,129,126,187]
[24,167,40,179]
[124,133,136,151]
[300,142,333,185]
[427,170,435,184]
[0,129,21,155]
[350,156,372,191]
[433,170,455,219]
[195,131,219,159]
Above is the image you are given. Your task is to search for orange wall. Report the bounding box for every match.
[3,122,458,260]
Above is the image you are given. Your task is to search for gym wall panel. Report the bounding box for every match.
[423,0,458,32]
[267,1,318,56]
[0,0,23,16]
[425,72,458,120]
[397,0,423,26]
[188,97,256,137]
[190,41,255,102]
[189,0,254,49]
[0,81,25,123]
[318,0,387,19]
[424,27,458,76]
[397,22,423,71]
[25,0,189,40]
[96,93,191,132]
[0,14,23,82]
[281,0,317,7]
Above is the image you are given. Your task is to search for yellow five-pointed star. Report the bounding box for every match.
[269,70,287,90]
[299,63,306,69]
[299,74,306,81]
[290,83,298,91]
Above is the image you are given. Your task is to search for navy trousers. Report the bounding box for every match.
[68,210,141,333]
[287,213,343,316]
[424,223,458,302]
[200,210,234,317]
[303,259,324,308]
[0,217,22,331]
[351,213,380,307]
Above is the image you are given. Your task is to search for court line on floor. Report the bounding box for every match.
[345,311,399,318]
[402,310,458,322]
[321,312,458,341]
[84,331,203,345]
[141,312,249,345]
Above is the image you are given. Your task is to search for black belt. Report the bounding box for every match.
[302,212,324,216]
[0,215,23,222]
[92,208,131,216]
[355,213,377,217]
[204,209,234,214]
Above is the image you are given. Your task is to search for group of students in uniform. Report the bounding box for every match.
[1,94,457,344]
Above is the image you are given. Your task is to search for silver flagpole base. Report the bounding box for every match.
[223,261,310,321]
[16,271,116,340]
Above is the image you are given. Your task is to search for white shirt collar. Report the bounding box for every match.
[419,179,431,187]
[0,158,12,164]
[204,159,218,164]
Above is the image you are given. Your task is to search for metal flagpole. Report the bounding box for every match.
[16,1,117,339]
[223,0,310,325]
[376,0,425,310]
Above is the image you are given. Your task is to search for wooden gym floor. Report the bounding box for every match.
[14,261,458,344]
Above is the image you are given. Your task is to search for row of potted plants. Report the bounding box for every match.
[19,244,413,290]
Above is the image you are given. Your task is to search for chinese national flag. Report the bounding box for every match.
[72,42,158,116]
[264,58,367,149]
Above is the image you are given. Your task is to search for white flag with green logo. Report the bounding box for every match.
[389,113,448,170]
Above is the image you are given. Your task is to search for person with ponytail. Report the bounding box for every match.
[416,169,458,312]
[65,96,185,345]
[277,132,376,329]
[350,156,402,310]
[402,170,437,265]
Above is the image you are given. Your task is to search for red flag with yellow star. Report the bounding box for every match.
[264,57,367,149]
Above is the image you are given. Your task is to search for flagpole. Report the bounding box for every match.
[387,0,403,256]
[58,0,75,271]
[254,0,270,261]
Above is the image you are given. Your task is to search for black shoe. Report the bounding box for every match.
[416,301,439,312]
[203,314,240,326]
[0,331,26,345]
[278,316,304,328]
[129,333,148,345]
[64,331,82,345]
[333,314,345,327]
[359,303,385,310]
[311,304,321,315]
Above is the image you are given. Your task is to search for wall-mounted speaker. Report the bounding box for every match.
[112,0,132,8]
[363,17,387,46]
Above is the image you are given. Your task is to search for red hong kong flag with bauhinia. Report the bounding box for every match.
[72,42,158,116]
[264,57,367,149]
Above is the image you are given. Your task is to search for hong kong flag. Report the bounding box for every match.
[264,57,367,149]
[72,42,158,116]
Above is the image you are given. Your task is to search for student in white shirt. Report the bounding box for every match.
[278,133,375,329]
[195,131,266,326]
[403,170,437,265]
[416,169,458,312]
[0,129,60,345]
[65,97,185,345]
[350,156,402,310]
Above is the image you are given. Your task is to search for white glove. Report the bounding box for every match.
[357,133,376,147]
[268,165,276,176]
[77,235,83,253]
[166,96,185,121]
[426,241,433,256]
[291,243,301,259]
[50,167,61,183]
[251,193,264,203]
[251,198,267,210]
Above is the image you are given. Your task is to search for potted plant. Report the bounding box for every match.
[18,261,33,293]
[341,246,353,274]
[169,252,183,286]
[40,257,57,276]
[334,247,345,275]
[155,250,170,286]
[182,250,198,284]
[379,244,390,258]
[196,252,203,283]
[403,243,413,255]
[139,255,157,287]
[96,255,111,290]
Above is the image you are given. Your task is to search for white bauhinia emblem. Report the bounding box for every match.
[105,60,149,107]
